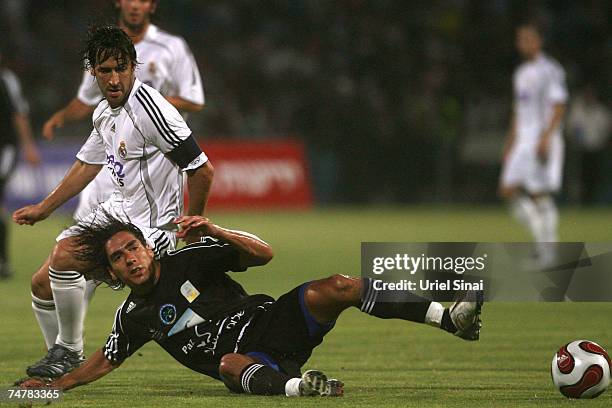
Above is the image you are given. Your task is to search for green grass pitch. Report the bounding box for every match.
[1,206,611,407]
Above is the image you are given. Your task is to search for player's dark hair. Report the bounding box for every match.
[81,23,138,71]
[73,211,148,289]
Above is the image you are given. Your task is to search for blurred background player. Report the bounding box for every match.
[567,83,611,204]
[43,0,204,221]
[499,23,568,267]
[31,0,205,366]
[0,48,40,279]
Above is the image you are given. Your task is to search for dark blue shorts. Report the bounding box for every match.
[240,282,336,376]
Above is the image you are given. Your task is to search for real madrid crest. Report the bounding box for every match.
[118,140,127,159]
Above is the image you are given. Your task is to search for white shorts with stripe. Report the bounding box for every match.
[57,194,177,260]
[500,136,564,194]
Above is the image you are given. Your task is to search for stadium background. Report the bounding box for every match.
[1,1,611,407]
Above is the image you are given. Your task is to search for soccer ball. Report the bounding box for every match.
[551,340,611,399]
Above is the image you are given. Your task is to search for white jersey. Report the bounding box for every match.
[77,24,204,106]
[513,53,568,144]
[74,24,205,220]
[76,79,207,229]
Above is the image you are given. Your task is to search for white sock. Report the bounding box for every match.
[511,196,545,242]
[49,267,86,352]
[424,302,444,327]
[536,196,559,264]
[537,196,559,242]
[31,293,58,350]
[285,377,302,397]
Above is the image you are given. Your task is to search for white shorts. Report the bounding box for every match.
[500,137,564,194]
[58,195,176,259]
[73,171,115,221]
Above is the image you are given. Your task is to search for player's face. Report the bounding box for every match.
[515,27,541,60]
[93,56,135,108]
[105,231,157,291]
[116,0,157,29]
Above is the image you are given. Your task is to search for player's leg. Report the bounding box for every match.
[499,146,545,243]
[526,137,563,266]
[30,257,59,350]
[27,236,94,377]
[218,353,342,397]
[304,275,482,340]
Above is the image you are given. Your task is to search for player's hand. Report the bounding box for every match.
[12,204,50,226]
[537,135,551,163]
[174,215,218,241]
[14,376,52,388]
[42,112,65,140]
[23,143,41,166]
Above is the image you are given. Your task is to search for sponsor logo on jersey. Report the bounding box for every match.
[106,154,126,187]
[159,303,177,325]
[118,140,127,159]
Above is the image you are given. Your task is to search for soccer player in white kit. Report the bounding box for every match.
[29,0,205,376]
[499,24,568,266]
[43,0,204,221]
[13,24,214,378]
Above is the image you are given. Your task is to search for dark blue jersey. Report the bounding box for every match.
[102,237,273,379]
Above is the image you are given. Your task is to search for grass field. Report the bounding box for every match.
[1,206,611,407]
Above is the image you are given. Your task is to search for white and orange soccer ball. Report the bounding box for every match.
[551,340,611,399]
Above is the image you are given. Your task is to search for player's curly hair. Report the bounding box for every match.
[80,23,138,71]
[73,211,147,289]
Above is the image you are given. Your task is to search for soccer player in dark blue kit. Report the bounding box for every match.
[18,215,483,397]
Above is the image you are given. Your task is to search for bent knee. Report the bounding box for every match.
[31,267,52,299]
[219,353,252,380]
[50,239,79,271]
[319,274,361,300]
[328,274,360,291]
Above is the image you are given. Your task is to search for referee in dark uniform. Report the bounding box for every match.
[0,50,40,279]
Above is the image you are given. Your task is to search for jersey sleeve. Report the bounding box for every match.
[167,236,246,274]
[2,69,29,114]
[103,301,151,364]
[76,110,106,164]
[546,64,568,104]
[76,70,104,106]
[134,85,207,169]
[170,39,205,105]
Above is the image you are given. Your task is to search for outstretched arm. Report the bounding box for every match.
[13,160,101,225]
[165,96,204,113]
[175,215,273,268]
[13,112,40,166]
[20,349,119,391]
[42,98,95,140]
